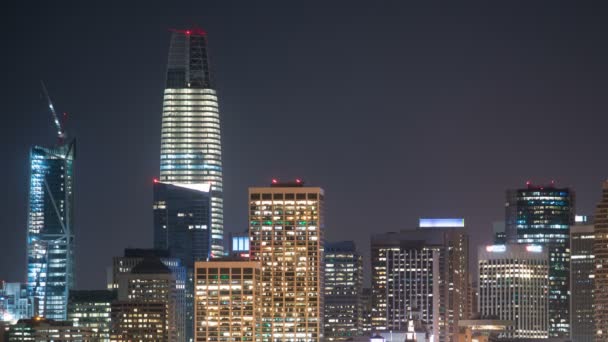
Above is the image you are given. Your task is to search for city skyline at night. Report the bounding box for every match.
[3,2,608,341]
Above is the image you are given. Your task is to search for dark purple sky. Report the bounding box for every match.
[2,2,608,288]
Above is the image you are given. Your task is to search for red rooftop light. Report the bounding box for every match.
[153,178,159,183]
[169,28,207,36]
[295,178,301,183]
[272,179,278,184]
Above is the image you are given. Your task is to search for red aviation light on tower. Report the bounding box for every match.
[271,179,278,184]
[153,178,159,183]
[170,28,207,36]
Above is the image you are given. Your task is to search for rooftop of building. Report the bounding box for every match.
[131,257,171,274]
[68,289,117,302]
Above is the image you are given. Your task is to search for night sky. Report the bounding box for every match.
[2,2,608,289]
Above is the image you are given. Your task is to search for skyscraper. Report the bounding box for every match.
[153,181,213,264]
[478,244,549,339]
[594,181,608,342]
[324,241,363,341]
[26,137,75,320]
[370,218,469,342]
[159,28,224,258]
[506,183,574,337]
[570,215,595,342]
[249,180,324,341]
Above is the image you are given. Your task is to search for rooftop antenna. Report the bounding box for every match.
[40,81,67,143]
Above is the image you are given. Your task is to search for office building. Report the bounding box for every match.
[0,282,33,323]
[371,218,469,342]
[570,216,594,342]
[506,182,574,337]
[153,181,212,341]
[107,249,185,341]
[594,181,608,341]
[113,257,180,342]
[153,181,213,265]
[360,288,372,334]
[194,260,261,341]
[110,302,167,342]
[26,139,76,320]
[67,290,116,342]
[8,317,93,341]
[478,244,549,339]
[159,28,224,259]
[324,241,363,341]
[249,180,324,341]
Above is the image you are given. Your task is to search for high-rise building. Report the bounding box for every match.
[570,215,595,342]
[594,181,608,342]
[107,249,185,342]
[371,218,469,342]
[506,182,574,337]
[249,180,324,341]
[153,181,213,265]
[478,244,549,339]
[159,28,224,259]
[67,290,116,342]
[113,257,180,342]
[26,138,75,320]
[194,260,261,341]
[324,241,363,341]
[0,282,33,323]
[8,317,94,341]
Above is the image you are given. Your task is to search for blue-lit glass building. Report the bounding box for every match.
[506,183,574,338]
[26,140,75,320]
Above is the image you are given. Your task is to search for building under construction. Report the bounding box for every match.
[26,84,75,320]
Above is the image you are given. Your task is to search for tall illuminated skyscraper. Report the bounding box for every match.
[506,182,574,337]
[159,28,224,258]
[26,131,75,319]
[249,180,324,341]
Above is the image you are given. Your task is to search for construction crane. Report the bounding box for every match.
[40,81,67,143]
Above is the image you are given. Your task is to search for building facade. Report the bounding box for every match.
[570,216,595,342]
[371,219,469,342]
[26,140,76,320]
[478,244,549,339]
[113,258,180,342]
[110,302,167,342]
[67,290,116,342]
[8,317,94,341]
[324,241,363,341]
[594,181,608,341]
[0,282,33,323]
[249,180,324,341]
[159,28,224,259]
[506,183,574,337]
[194,260,261,341]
